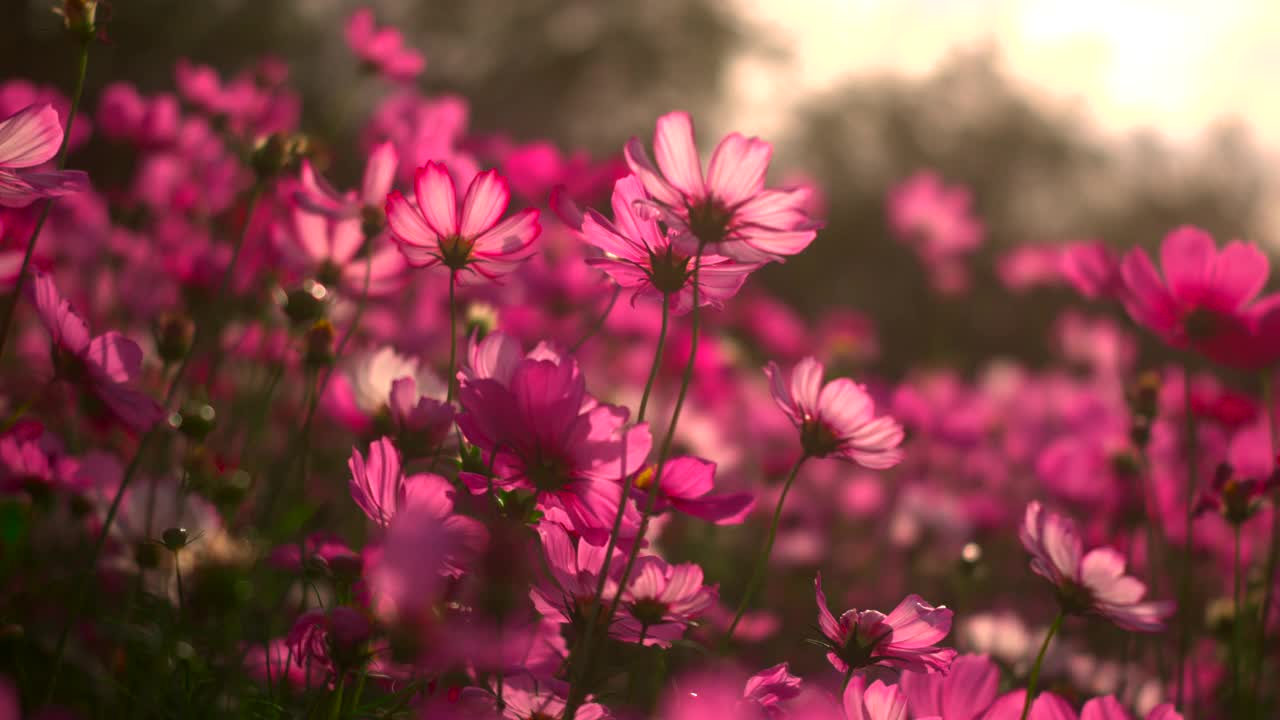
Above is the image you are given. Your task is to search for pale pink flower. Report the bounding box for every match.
[344,8,426,81]
[743,663,804,716]
[616,555,717,647]
[296,140,398,220]
[814,573,956,675]
[1020,501,1174,631]
[765,356,904,468]
[347,436,454,527]
[385,161,540,283]
[582,174,756,314]
[901,654,999,720]
[630,456,754,525]
[624,111,819,262]
[0,104,89,207]
[887,171,983,294]
[843,675,910,720]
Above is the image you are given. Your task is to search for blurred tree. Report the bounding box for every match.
[774,49,1270,375]
[0,0,742,154]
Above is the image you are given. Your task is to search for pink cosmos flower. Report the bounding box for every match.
[843,675,909,720]
[385,161,540,283]
[624,111,819,262]
[983,691,1182,720]
[1194,461,1275,526]
[348,436,455,527]
[368,502,486,622]
[296,140,398,221]
[1061,240,1121,300]
[344,8,426,81]
[271,202,406,296]
[0,104,89,207]
[1120,226,1280,369]
[459,676,606,720]
[615,555,717,647]
[96,83,180,148]
[765,356,904,468]
[630,456,755,525]
[743,663,804,717]
[814,573,956,675]
[1019,501,1174,631]
[387,376,455,455]
[31,272,162,432]
[529,522,618,628]
[286,607,371,683]
[456,352,650,543]
[900,654,999,720]
[887,171,983,294]
[581,174,755,314]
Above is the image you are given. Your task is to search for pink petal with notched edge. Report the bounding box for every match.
[471,206,539,257]
[706,132,771,207]
[1211,240,1269,310]
[86,332,144,384]
[884,594,953,648]
[653,111,705,198]
[361,141,398,207]
[412,161,458,237]
[31,272,90,354]
[0,105,63,168]
[458,169,509,238]
[814,572,842,643]
[1159,225,1216,302]
[1080,696,1130,720]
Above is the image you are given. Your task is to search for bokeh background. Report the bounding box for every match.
[3,0,1274,373]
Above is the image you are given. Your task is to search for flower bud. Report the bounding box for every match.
[161,527,190,552]
[251,133,307,181]
[283,281,329,328]
[58,0,98,40]
[304,320,335,370]
[154,313,195,366]
[361,205,386,239]
[1129,370,1161,420]
[175,402,217,443]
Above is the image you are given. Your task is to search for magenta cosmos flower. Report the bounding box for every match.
[630,455,755,525]
[272,202,406,296]
[456,351,650,543]
[582,174,756,314]
[625,111,819,263]
[344,8,426,81]
[1121,226,1280,369]
[347,436,455,528]
[983,691,1182,720]
[1020,501,1174,631]
[0,104,89,207]
[386,161,540,284]
[32,272,162,432]
[297,140,398,221]
[765,356,904,468]
[814,573,956,675]
[887,170,983,294]
[616,555,717,647]
[843,675,909,720]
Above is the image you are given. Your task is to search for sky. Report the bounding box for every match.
[728,0,1280,148]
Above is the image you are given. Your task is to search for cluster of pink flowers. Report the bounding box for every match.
[3,5,1279,720]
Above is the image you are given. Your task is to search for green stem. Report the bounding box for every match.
[1233,523,1242,711]
[570,284,621,353]
[173,549,185,611]
[562,241,706,720]
[635,292,670,424]
[722,455,807,648]
[1253,370,1279,706]
[0,38,90,361]
[326,676,346,720]
[1020,611,1064,720]
[1175,364,1198,709]
[446,271,458,403]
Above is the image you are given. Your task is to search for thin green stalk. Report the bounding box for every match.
[1175,365,1198,709]
[562,241,706,720]
[446,271,458,403]
[42,182,265,705]
[326,677,346,720]
[1232,524,1242,711]
[1252,370,1279,706]
[722,454,808,648]
[636,292,670,424]
[567,292,670,678]
[173,549,185,612]
[0,38,90,360]
[570,284,621,353]
[1020,611,1064,720]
